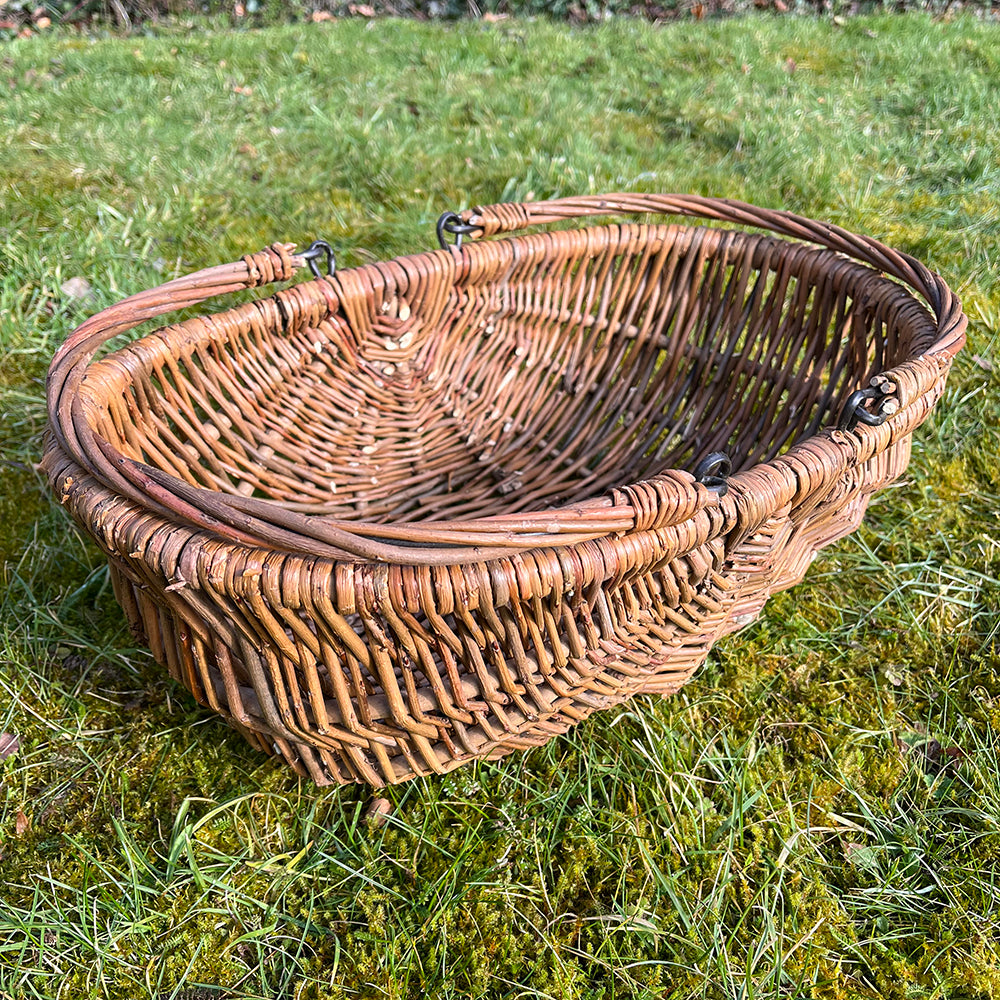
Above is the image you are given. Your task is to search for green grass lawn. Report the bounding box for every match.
[2,12,1000,999]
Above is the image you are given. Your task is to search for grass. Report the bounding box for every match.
[2,11,1000,999]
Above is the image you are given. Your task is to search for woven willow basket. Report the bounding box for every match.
[44,194,966,786]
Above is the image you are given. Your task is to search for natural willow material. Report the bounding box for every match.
[44,195,966,786]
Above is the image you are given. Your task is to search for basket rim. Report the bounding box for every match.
[45,194,967,567]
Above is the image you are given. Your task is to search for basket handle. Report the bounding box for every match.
[48,242,305,388]
[46,243,316,548]
[458,193,966,358]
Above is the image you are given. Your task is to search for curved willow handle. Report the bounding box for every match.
[46,243,313,550]
[460,193,966,358]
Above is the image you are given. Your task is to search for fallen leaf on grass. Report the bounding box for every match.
[0,733,18,760]
[908,739,966,775]
[15,810,30,837]
[365,797,392,826]
[60,276,93,301]
[844,841,879,871]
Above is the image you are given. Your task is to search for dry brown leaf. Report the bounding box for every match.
[15,810,30,837]
[61,276,93,301]
[0,733,18,761]
[365,797,392,827]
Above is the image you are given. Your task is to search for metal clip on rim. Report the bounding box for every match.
[302,240,336,278]
[436,212,483,250]
[837,385,900,432]
[694,452,731,497]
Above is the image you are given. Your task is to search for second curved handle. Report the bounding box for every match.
[460,193,965,358]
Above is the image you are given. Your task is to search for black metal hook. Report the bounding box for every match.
[301,240,336,278]
[436,211,482,250]
[837,386,898,432]
[694,451,731,497]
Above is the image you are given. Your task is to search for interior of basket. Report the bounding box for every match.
[85,223,939,524]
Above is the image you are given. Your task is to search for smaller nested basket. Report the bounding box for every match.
[44,194,966,786]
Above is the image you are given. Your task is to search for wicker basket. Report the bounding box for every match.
[44,194,966,786]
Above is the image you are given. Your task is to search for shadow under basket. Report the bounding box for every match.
[43,194,966,786]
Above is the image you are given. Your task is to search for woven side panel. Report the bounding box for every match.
[62,427,919,787]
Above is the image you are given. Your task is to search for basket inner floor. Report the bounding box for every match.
[89,224,936,524]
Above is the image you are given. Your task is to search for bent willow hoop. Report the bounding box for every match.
[43,194,966,786]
